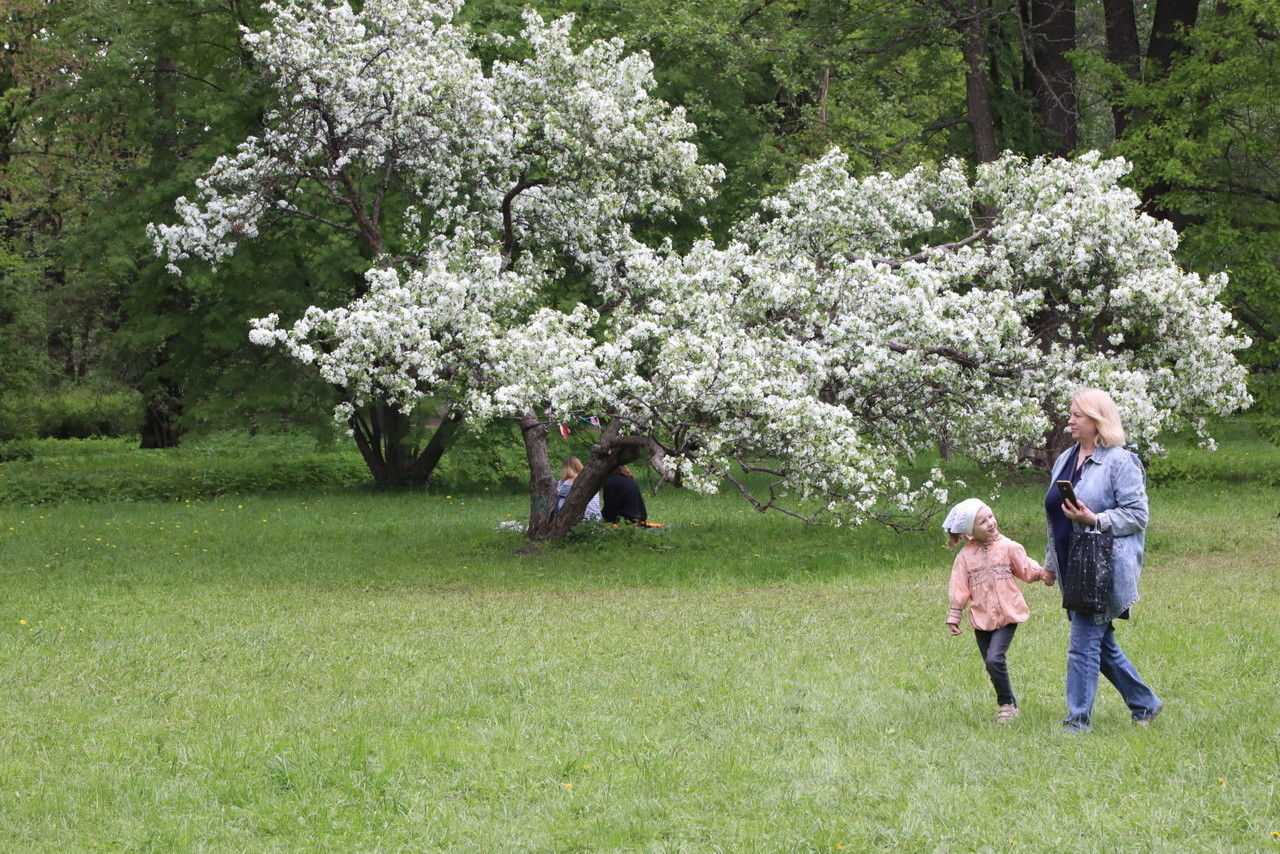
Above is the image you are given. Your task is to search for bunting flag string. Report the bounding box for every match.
[530,411,605,433]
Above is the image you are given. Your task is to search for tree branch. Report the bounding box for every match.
[500,173,549,268]
[846,227,992,267]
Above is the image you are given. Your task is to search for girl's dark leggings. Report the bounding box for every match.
[974,623,1018,706]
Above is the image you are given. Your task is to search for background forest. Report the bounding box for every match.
[2,0,1278,456]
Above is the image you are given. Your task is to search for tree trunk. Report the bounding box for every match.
[406,410,463,482]
[1146,0,1199,76]
[139,377,183,449]
[520,412,559,539]
[1101,0,1141,138]
[815,66,831,125]
[957,0,999,164]
[1140,0,1202,230]
[525,417,650,541]
[348,402,463,486]
[1038,418,1074,469]
[1026,0,1078,154]
[137,42,183,451]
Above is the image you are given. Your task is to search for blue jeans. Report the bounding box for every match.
[1064,612,1161,730]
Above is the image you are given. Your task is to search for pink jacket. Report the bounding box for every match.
[947,534,1050,631]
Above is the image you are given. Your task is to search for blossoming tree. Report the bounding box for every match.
[745,149,1253,463]
[177,1,1249,537]
[255,147,1250,539]
[150,0,719,484]
[503,150,1248,537]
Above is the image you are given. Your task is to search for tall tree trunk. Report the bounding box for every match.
[138,44,183,449]
[1101,0,1141,138]
[1146,0,1200,76]
[1141,0,1202,230]
[139,375,183,449]
[1026,0,1077,154]
[957,0,1000,164]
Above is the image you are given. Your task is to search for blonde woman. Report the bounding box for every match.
[554,457,602,521]
[1042,388,1162,731]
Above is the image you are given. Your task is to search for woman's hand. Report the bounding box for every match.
[1062,497,1098,527]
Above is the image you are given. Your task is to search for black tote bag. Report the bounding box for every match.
[1061,530,1113,613]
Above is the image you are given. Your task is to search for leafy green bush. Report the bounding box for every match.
[30,387,143,439]
[0,403,36,442]
[0,439,35,462]
[429,421,530,493]
[0,435,369,505]
[1145,419,1280,486]
[1248,370,1280,448]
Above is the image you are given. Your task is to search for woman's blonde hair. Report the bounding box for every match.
[559,456,584,481]
[1072,387,1126,448]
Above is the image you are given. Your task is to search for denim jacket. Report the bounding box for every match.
[1044,443,1149,623]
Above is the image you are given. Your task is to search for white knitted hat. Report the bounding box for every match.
[942,498,989,536]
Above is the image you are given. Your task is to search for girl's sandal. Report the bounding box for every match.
[996,704,1020,724]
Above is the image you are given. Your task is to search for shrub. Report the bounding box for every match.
[1144,419,1280,487]
[0,439,36,462]
[428,421,529,494]
[1249,370,1280,448]
[31,387,143,439]
[0,403,36,442]
[0,435,369,505]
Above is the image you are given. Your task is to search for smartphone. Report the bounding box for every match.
[1056,480,1077,505]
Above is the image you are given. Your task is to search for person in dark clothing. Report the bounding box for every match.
[601,465,647,524]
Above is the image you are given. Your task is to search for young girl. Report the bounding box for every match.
[554,457,603,521]
[944,498,1055,723]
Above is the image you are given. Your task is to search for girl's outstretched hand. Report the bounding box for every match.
[946,622,961,636]
[1043,572,1057,587]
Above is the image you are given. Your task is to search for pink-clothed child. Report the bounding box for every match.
[944,498,1055,723]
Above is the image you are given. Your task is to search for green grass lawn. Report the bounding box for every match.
[2,434,1279,851]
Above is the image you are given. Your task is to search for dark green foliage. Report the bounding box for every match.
[1103,2,1280,415]
[0,402,36,444]
[1245,372,1280,448]
[28,386,142,439]
[428,421,531,494]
